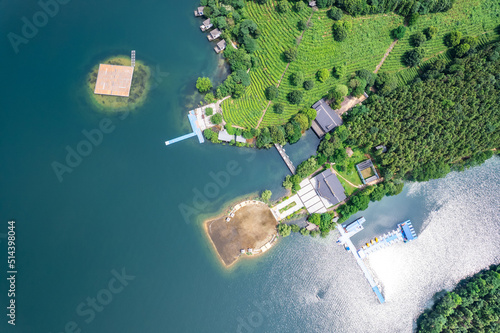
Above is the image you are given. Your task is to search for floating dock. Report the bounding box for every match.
[165,110,204,146]
[337,218,418,304]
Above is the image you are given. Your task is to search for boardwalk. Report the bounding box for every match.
[274,144,295,174]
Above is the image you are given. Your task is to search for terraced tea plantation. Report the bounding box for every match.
[380,0,500,85]
[222,0,500,128]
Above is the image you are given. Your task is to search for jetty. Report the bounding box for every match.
[274,144,295,174]
[165,111,204,146]
[131,50,135,67]
[337,217,418,304]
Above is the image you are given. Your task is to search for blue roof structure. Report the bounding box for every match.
[372,286,385,304]
[401,221,417,241]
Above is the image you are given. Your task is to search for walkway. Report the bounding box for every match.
[374,39,398,73]
[337,224,385,304]
[274,143,295,174]
[331,168,363,189]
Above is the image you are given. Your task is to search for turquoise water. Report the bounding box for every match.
[1,1,499,332]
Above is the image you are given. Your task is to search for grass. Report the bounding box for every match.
[380,0,500,75]
[337,176,358,196]
[361,167,375,179]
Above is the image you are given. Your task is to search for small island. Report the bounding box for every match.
[87,52,151,111]
[205,200,278,267]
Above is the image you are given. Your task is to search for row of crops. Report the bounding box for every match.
[221,1,311,128]
[380,0,500,73]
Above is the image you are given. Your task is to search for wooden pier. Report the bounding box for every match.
[275,144,295,174]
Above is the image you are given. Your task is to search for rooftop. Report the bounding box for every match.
[218,129,234,142]
[94,64,134,97]
[311,99,343,135]
[313,169,347,206]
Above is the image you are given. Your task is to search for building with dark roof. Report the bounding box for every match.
[311,99,343,138]
[313,169,347,206]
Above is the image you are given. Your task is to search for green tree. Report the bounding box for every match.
[287,90,304,105]
[392,25,406,39]
[405,47,425,67]
[204,93,215,104]
[293,113,309,131]
[210,113,222,125]
[426,26,438,39]
[411,31,427,47]
[261,190,272,202]
[333,21,348,41]
[282,175,293,189]
[407,13,419,26]
[278,223,291,237]
[327,7,343,20]
[300,228,310,236]
[196,77,212,93]
[334,64,347,78]
[446,30,462,47]
[296,157,318,178]
[205,107,213,116]
[290,224,300,233]
[265,86,279,100]
[276,1,289,13]
[317,68,330,82]
[297,19,307,31]
[290,71,305,86]
[308,213,321,226]
[295,1,305,12]
[304,80,315,90]
[454,43,470,57]
[283,47,298,62]
[274,103,285,114]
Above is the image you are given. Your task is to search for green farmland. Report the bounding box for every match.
[221,0,500,128]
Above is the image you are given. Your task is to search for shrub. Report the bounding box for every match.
[211,113,222,124]
[276,1,288,13]
[287,90,304,105]
[300,228,310,236]
[265,86,279,100]
[295,1,305,12]
[290,224,300,233]
[333,21,348,41]
[278,223,291,237]
[304,80,314,90]
[261,190,272,202]
[327,7,343,20]
[454,43,470,57]
[407,13,419,26]
[205,107,213,116]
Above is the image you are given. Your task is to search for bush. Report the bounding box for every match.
[300,228,310,236]
[196,77,212,93]
[407,13,419,26]
[287,90,304,105]
[317,68,330,82]
[205,107,213,116]
[265,86,279,100]
[276,1,289,13]
[392,25,406,39]
[454,43,470,57]
[211,113,222,125]
[290,224,300,233]
[327,7,343,20]
[261,189,272,202]
[283,47,297,62]
[273,103,285,114]
[304,80,314,90]
[295,1,305,12]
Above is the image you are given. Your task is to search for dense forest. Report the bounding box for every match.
[417,264,500,333]
[347,42,500,181]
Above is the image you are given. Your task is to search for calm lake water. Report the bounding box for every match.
[1,1,499,332]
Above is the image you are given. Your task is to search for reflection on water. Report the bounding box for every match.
[247,157,499,332]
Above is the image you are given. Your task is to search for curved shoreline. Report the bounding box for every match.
[203,199,279,269]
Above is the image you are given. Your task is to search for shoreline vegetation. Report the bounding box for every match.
[193,1,499,266]
[86,56,151,112]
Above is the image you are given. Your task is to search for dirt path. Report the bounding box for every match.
[256,12,314,129]
[374,39,398,73]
